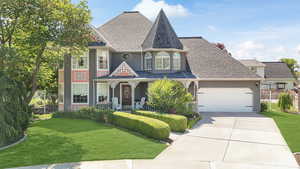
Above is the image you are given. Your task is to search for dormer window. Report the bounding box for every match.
[155,52,170,70]
[173,52,181,70]
[144,52,152,70]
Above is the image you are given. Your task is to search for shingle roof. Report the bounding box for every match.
[97,11,152,52]
[239,59,266,67]
[142,10,183,50]
[263,62,295,79]
[96,71,196,79]
[179,37,260,79]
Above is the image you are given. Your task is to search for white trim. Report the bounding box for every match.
[109,61,139,77]
[96,48,109,71]
[88,24,112,47]
[198,78,263,81]
[71,82,89,105]
[71,53,89,70]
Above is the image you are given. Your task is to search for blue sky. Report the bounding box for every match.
[73,0,300,62]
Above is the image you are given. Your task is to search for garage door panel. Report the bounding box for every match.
[198,88,253,112]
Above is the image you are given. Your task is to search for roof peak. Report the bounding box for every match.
[123,11,140,13]
[142,8,183,50]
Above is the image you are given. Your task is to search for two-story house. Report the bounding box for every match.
[58,10,261,113]
[240,59,296,90]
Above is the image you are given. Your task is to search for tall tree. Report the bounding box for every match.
[280,58,299,78]
[0,0,91,104]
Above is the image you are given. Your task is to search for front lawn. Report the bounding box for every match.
[261,104,300,152]
[0,118,167,168]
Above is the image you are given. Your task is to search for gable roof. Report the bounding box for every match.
[88,25,111,46]
[239,59,266,67]
[142,10,183,50]
[110,61,138,77]
[97,11,152,52]
[263,62,295,79]
[179,37,260,79]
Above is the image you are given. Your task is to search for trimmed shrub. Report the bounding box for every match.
[53,107,114,123]
[147,79,193,113]
[134,110,187,132]
[112,112,170,140]
[261,102,268,112]
[278,93,293,112]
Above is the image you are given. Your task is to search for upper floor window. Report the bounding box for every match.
[144,52,152,70]
[155,52,170,70]
[97,49,108,70]
[173,52,181,70]
[72,53,88,69]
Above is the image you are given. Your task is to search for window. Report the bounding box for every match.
[277,83,286,89]
[173,52,181,70]
[97,83,109,103]
[144,52,152,70]
[58,83,64,103]
[72,83,88,103]
[97,49,108,69]
[155,52,170,70]
[72,53,88,69]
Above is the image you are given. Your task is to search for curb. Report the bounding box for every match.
[0,135,27,151]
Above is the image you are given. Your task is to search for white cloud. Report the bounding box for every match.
[229,41,300,62]
[297,45,300,55]
[207,25,217,31]
[133,0,189,20]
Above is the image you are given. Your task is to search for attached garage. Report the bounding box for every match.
[197,81,260,113]
[197,88,253,112]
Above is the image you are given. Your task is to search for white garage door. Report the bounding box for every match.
[197,88,253,112]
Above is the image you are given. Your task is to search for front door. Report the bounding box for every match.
[122,84,132,106]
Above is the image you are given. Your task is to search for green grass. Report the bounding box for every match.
[0,118,167,168]
[261,103,300,153]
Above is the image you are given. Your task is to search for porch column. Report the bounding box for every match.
[129,81,139,109]
[109,81,119,100]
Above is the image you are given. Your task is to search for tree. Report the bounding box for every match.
[0,0,91,105]
[147,79,193,113]
[280,58,299,78]
[278,92,293,112]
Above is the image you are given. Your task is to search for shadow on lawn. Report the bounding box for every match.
[35,118,114,133]
[0,133,84,169]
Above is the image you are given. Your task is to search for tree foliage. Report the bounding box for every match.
[0,0,91,104]
[278,92,293,112]
[147,79,193,113]
[280,58,299,78]
[0,0,91,146]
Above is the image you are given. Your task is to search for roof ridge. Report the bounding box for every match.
[178,36,202,39]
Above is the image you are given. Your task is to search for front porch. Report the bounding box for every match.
[93,79,198,111]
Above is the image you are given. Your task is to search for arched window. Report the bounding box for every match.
[155,52,170,70]
[173,52,181,70]
[144,52,152,70]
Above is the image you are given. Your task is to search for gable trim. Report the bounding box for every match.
[109,61,139,77]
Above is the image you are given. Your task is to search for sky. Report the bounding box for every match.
[72,0,300,62]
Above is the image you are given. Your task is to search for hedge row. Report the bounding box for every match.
[134,110,187,132]
[53,107,114,123]
[112,112,170,140]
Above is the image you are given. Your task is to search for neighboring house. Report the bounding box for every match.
[58,10,261,113]
[240,59,295,90]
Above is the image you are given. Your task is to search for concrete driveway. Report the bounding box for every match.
[12,112,299,169]
[156,112,299,169]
